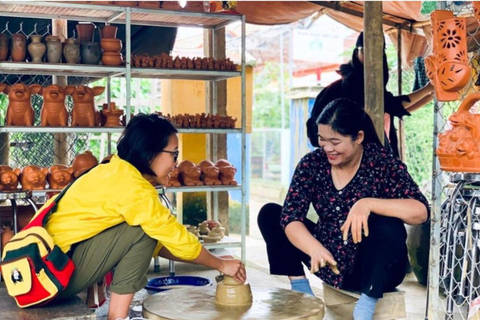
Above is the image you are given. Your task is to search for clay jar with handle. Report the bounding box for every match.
[81,42,101,64]
[45,35,62,63]
[11,33,27,62]
[63,38,80,64]
[0,33,8,61]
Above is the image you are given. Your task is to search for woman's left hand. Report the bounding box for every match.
[341,199,371,244]
[219,259,247,284]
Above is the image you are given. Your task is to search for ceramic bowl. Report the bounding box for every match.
[102,52,123,66]
[100,38,122,52]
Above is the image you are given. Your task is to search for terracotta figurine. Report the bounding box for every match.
[65,85,105,127]
[215,159,238,186]
[18,165,48,190]
[0,83,42,126]
[165,166,181,187]
[47,164,74,189]
[38,84,69,127]
[198,160,221,186]
[178,160,203,186]
[0,166,19,191]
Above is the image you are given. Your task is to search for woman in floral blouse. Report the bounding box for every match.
[258,98,429,320]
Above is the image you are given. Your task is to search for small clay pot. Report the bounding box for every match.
[0,33,8,61]
[11,33,27,62]
[27,34,46,63]
[100,25,118,39]
[76,22,96,44]
[81,42,101,64]
[215,276,252,306]
[46,35,62,63]
[100,38,122,52]
[101,51,123,66]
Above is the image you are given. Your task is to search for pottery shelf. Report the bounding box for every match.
[0,2,241,28]
[0,126,242,134]
[0,62,241,81]
[156,185,242,194]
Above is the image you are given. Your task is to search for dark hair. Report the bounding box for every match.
[316,98,382,146]
[117,113,178,176]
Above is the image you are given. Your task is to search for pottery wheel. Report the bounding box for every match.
[143,286,324,320]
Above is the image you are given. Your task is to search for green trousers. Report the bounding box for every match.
[57,222,157,298]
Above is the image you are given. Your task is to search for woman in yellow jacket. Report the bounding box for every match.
[44,113,246,320]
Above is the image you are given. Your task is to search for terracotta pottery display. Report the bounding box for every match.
[166,166,181,187]
[0,82,42,126]
[100,24,118,39]
[81,42,101,64]
[215,275,253,306]
[0,33,8,61]
[65,85,105,127]
[102,102,124,126]
[27,34,46,63]
[45,35,62,63]
[18,165,48,190]
[63,37,80,64]
[76,22,96,44]
[71,151,98,178]
[101,51,123,66]
[10,33,27,62]
[198,160,221,185]
[38,84,69,127]
[178,160,203,186]
[100,38,122,52]
[437,92,480,172]
[0,165,19,191]
[215,159,238,186]
[47,164,74,189]
[1,223,14,255]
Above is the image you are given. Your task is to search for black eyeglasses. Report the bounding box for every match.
[162,150,179,162]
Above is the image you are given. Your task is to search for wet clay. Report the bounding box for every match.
[143,287,324,320]
[215,276,252,306]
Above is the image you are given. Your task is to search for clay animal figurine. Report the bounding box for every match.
[0,165,19,191]
[166,166,181,187]
[215,159,238,186]
[18,165,48,190]
[0,83,42,126]
[65,85,105,127]
[198,160,221,185]
[38,84,69,127]
[178,160,203,186]
[47,164,74,189]
[71,151,98,178]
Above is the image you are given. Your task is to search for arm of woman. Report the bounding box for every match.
[158,246,246,283]
[402,82,434,111]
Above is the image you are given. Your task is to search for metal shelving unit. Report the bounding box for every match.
[0,1,247,261]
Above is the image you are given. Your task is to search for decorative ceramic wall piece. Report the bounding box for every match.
[65,85,105,127]
[0,83,42,126]
[437,92,480,172]
[426,10,471,101]
[178,160,203,186]
[0,165,18,191]
[27,34,46,63]
[18,165,48,190]
[45,35,62,63]
[47,164,74,189]
[38,84,69,127]
[71,151,98,178]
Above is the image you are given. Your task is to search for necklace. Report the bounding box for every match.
[332,151,363,189]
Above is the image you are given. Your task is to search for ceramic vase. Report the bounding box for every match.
[10,33,26,62]
[0,33,8,61]
[46,35,62,63]
[100,25,118,39]
[81,42,101,64]
[63,38,80,64]
[28,35,46,63]
[76,22,96,44]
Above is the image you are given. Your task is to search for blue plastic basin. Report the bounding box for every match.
[145,276,213,293]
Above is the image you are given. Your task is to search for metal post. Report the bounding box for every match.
[240,15,246,263]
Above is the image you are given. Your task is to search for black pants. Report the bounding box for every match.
[257,203,408,298]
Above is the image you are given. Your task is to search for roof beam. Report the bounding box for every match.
[310,1,421,35]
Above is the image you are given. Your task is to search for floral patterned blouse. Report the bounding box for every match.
[280,143,429,288]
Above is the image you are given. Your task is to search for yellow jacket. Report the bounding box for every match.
[42,155,201,260]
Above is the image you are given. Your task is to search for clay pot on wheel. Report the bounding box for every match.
[215,275,252,306]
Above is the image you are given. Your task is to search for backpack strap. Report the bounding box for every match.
[23,166,96,229]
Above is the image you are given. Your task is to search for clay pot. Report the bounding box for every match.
[81,42,101,64]
[0,33,8,61]
[215,276,252,306]
[45,35,62,63]
[100,25,118,39]
[27,35,46,63]
[63,38,80,64]
[100,38,122,52]
[10,33,27,62]
[76,22,96,44]
[198,223,210,235]
[101,51,123,66]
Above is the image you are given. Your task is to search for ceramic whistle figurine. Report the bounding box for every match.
[65,85,105,127]
[178,160,203,186]
[18,165,48,190]
[198,160,221,186]
[38,84,69,127]
[0,83,42,126]
[215,159,238,186]
[47,164,74,189]
[0,165,19,191]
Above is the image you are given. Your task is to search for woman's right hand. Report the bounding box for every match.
[219,258,247,284]
[309,243,339,274]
